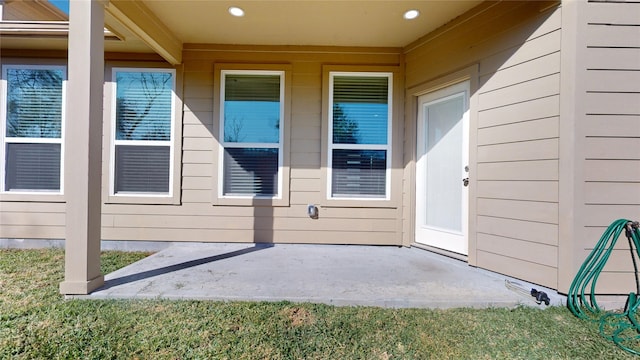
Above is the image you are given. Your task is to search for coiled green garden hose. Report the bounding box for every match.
[568,218,640,355]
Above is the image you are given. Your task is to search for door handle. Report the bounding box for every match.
[462,178,469,187]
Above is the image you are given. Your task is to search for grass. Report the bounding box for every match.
[0,249,636,359]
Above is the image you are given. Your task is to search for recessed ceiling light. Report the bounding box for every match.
[228,6,245,17]
[403,9,420,20]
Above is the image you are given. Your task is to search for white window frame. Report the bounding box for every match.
[0,64,66,195]
[109,67,176,198]
[327,71,393,201]
[218,69,285,200]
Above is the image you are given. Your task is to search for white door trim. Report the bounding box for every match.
[415,80,470,255]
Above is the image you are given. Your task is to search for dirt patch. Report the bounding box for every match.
[281,306,316,327]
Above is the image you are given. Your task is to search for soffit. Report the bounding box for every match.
[2,1,484,56]
[141,0,483,48]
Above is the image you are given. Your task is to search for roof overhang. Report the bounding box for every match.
[104,0,182,65]
[0,20,119,40]
[2,0,486,64]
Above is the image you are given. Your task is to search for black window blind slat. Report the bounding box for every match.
[5,143,61,191]
[114,145,170,193]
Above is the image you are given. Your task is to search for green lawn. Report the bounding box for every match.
[0,249,635,359]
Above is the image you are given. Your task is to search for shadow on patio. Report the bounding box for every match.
[75,243,564,309]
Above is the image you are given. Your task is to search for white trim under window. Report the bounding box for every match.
[109,67,176,198]
[0,64,66,195]
[327,71,393,201]
[218,70,285,200]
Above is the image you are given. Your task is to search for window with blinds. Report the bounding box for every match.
[112,69,174,195]
[329,73,392,199]
[220,71,283,197]
[2,66,65,192]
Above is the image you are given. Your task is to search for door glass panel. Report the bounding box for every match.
[423,94,464,232]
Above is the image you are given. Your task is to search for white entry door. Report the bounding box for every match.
[415,81,469,255]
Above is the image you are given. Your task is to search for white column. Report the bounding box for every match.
[59,0,105,295]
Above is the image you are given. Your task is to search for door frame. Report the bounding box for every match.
[405,65,479,265]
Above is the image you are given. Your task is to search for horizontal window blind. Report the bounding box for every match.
[112,69,174,196]
[5,143,61,191]
[223,74,280,143]
[331,149,386,198]
[115,145,170,193]
[329,73,391,199]
[225,74,280,102]
[220,71,283,198]
[333,76,388,145]
[333,76,388,104]
[223,148,278,196]
[5,68,63,138]
[115,71,172,141]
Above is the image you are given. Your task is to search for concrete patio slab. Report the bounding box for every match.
[75,243,565,308]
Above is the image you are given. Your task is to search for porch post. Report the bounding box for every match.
[59,0,105,295]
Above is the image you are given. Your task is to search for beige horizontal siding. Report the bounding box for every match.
[477,199,558,224]
[477,233,557,268]
[403,0,561,287]
[94,46,404,245]
[183,111,213,126]
[182,150,212,164]
[587,272,639,294]
[585,138,640,160]
[478,95,560,129]
[0,225,65,239]
[583,205,640,227]
[0,203,66,239]
[405,1,560,88]
[585,70,640,93]
[291,125,321,140]
[587,1,640,25]
[290,152,320,168]
[476,250,557,289]
[584,160,640,182]
[477,216,558,246]
[477,138,558,163]
[0,202,65,213]
[579,250,640,273]
[477,117,559,145]
[479,29,561,77]
[103,203,399,219]
[585,183,640,205]
[477,181,558,203]
[478,73,559,111]
[102,227,396,245]
[585,93,640,115]
[107,214,397,232]
[585,48,640,70]
[477,160,558,181]
[479,51,560,93]
[1,212,65,227]
[586,24,640,48]
[290,139,319,153]
[584,115,640,138]
[182,164,212,177]
[584,227,638,250]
